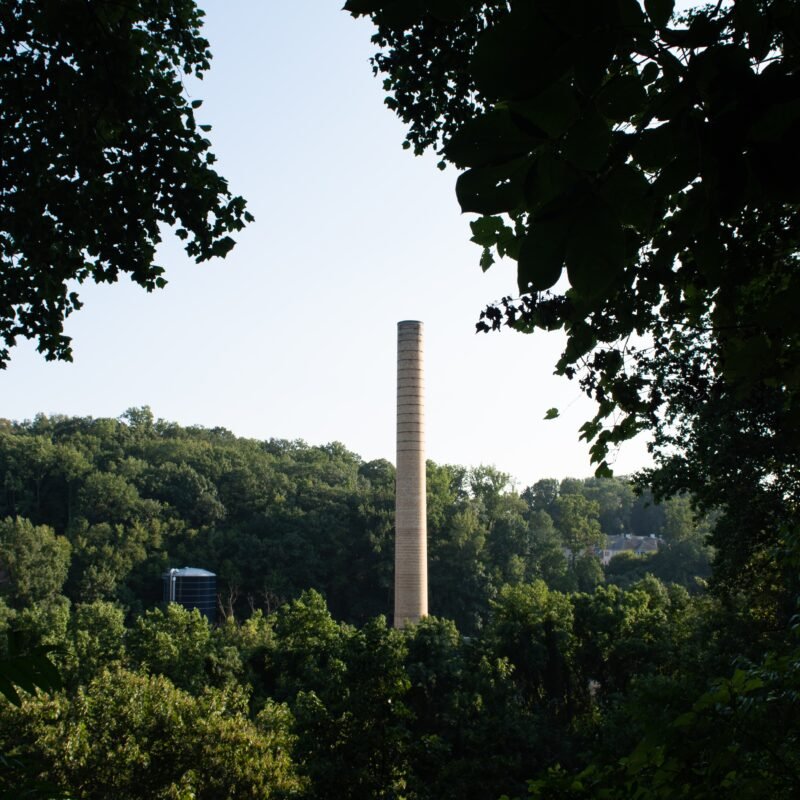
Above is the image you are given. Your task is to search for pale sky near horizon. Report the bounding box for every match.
[0,2,653,487]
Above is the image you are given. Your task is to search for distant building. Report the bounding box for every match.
[597,535,660,566]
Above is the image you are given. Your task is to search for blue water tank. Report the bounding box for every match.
[162,567,216,622]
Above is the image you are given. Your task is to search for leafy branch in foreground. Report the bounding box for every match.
[0,0,253,366]
[346,0,800,477]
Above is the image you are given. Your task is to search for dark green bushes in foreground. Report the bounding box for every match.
[0,584,738,800]
[4,584,796,800]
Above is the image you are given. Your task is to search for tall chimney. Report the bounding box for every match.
[394,320,428,628]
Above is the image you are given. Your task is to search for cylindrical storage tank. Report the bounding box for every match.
[162,567,217,622]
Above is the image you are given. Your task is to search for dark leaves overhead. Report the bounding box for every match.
[444,107,542,169]
[0,0,252,366]
[348,0,800,479]
[517,216,568,294]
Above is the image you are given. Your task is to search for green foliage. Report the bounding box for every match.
[129,604,215,693]
[0,631,62,708]
[580,478,635,536]
[520,635,800,800]
[268,591,411,799]
[553,493,603,568]
[68,519,159,601]
[486,582,577,711]
[141,461,226,529]
[2,412,716,637]
[13,596,71,652]
[63,600,126,687]
[525,511,569,588]
[570,553,604,593]
[605,495,713,592]
[522,479,559,514]
[214,611,275,702]
[0,0,252,366]
[0,517,70,607]
[0,411,755,798]
[571,578,685,700]
[1,667,302,799]
[429,503,491,629]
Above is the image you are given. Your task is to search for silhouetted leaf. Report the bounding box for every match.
[617,0,648,28]
[574,38,615,94]
[0,675,22,706]
[594,461,613,478]
[634,124,676,171]
[597,74,648,120]
[426,0,473,22]
[456,160,527,214]
[446,108,541,168]
[600,164,653,230]
[644,0,673,28]
[641,61,660,84]
[511,81,580,139]
[562,110,611,171]
[734,0,771,58]
[524,149,581,210]
[470,216,505,247]
[345,0,426,27]
[517,216,569,292]
[471,7,572,101]
[748,100,800,143]
[0,640,62,707]
[566,200,625,296]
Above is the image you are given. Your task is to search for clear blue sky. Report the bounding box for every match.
[0,1,651,486]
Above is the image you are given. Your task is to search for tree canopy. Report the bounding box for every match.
[0,0,251,367]
[345,0,800,609]
[0,410,709,627]
[0,410,790,799]
[345,0,799,456]
[334,4,800,796]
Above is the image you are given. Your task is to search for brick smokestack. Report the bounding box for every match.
[394,320,428,628]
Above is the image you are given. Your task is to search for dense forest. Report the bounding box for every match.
[2,0,799,796]
[3,409,787,800]
[0,408,708,625]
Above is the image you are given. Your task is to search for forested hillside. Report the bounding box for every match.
[3,410,783,800]
[0,408,707,629]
